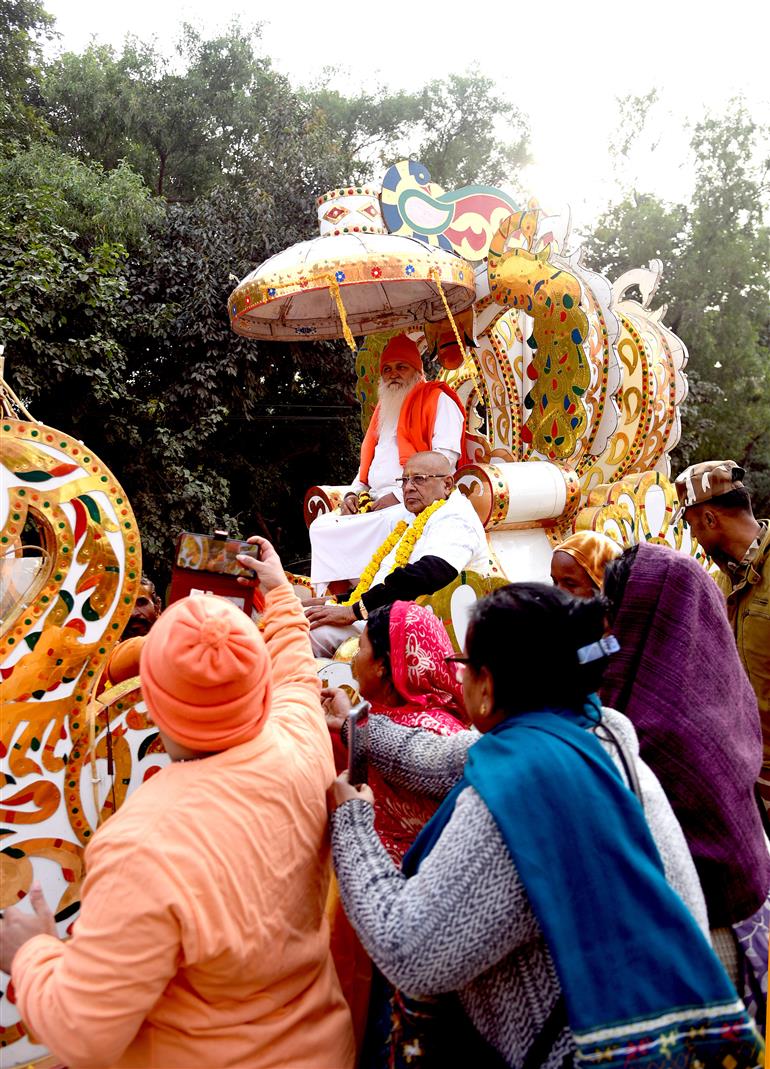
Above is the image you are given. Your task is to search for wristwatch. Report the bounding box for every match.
[353,600,369,621]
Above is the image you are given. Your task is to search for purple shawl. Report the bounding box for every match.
[601,541,769,926]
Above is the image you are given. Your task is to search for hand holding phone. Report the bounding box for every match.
[326,771,374,814]
[347,700,370,786]
[235,536,289,593]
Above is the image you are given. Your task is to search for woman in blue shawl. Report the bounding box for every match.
[328,583,762,1069]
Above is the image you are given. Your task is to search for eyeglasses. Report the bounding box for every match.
[395,475,447,487]
[444,654,470,677]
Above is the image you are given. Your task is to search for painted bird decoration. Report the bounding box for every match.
[380,159,520,261]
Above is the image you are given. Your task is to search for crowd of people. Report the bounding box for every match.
[0,341,768,1067]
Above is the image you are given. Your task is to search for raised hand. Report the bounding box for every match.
[0,883,58,974]
[236,536,288,593]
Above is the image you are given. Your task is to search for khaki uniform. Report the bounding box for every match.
[716,521,770,805]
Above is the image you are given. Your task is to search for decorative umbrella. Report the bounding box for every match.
[228,186,476,350]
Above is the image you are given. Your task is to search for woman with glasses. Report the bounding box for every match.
[327,583,761,1069]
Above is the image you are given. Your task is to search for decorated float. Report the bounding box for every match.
[1,159,702,1066]
[231,159,703,650]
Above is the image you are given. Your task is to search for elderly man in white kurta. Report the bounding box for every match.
[309,334,466,590]
[306,451,489,658]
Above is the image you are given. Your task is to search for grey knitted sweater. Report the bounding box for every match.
[331,708,709,1069]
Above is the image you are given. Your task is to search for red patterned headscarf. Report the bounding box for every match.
[387,601,468,724]
[369,601,468,863]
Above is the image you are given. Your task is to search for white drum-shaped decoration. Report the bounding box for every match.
[317,186,388,237]
[456,461,580,530]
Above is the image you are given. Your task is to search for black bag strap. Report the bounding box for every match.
[592,718,643,802]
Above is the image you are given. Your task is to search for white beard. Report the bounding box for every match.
[377,372,422,430]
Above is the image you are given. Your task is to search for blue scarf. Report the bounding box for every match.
[403,704,762,1068]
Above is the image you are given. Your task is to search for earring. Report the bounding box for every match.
[480,702,488,717]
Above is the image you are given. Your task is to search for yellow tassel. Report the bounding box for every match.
[429,268,477,381]
[328,274,357,353]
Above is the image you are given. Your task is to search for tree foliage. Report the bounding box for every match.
[413,69,530,189]
[114,183,360,574]
[41,32,530,200]
[301,69,530,190]
[0,146,159,417]
[0,0,54,145]
[41,26,298,199]
[584,103,770,513]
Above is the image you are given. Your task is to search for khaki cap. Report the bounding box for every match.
[674,460,745,510]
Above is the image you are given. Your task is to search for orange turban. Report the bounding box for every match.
[555,531,622,590]
[380,334,423,373]
[140,595,272,752]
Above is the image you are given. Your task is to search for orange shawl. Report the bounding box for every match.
[359,381,467,485]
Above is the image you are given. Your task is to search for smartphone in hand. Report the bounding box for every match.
[347,700,371,786]
[176,533,260,578]
[169,531,265,616]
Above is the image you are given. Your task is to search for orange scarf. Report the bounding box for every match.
[359,381,467,485]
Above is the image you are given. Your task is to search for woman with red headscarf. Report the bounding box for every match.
[322,601,469,1060]
[324,600,468,863]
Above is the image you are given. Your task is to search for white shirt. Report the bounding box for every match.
[371,489,489,586]
[351,393,464,499]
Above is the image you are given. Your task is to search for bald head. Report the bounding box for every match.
[405,451,452,476]
[401,451,455,515]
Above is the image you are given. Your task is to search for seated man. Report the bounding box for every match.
[309,334,466,590]
[306,451,488,657]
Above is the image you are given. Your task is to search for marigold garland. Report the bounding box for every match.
[348,497,448,605]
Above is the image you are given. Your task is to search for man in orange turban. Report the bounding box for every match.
[310,334,467,590]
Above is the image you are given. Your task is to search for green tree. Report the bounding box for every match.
[0,0,54,145]
[114,181,360,580]
[43,30,532,203]
[42,25,294,199]
[414,69,530,188]
[298,83,422,180]
[303,68,530,191]
[584,102,770,513]
[0,146,159,404]
[0,142,162,246]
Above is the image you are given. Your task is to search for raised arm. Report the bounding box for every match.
[237,539,324,744]
[261,584,319,699]
[237,538,318,693]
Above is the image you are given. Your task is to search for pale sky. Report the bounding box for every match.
[43,0,770,231]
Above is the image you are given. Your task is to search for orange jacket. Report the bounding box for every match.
[12,584,355,1069]
[359,380,467,485]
